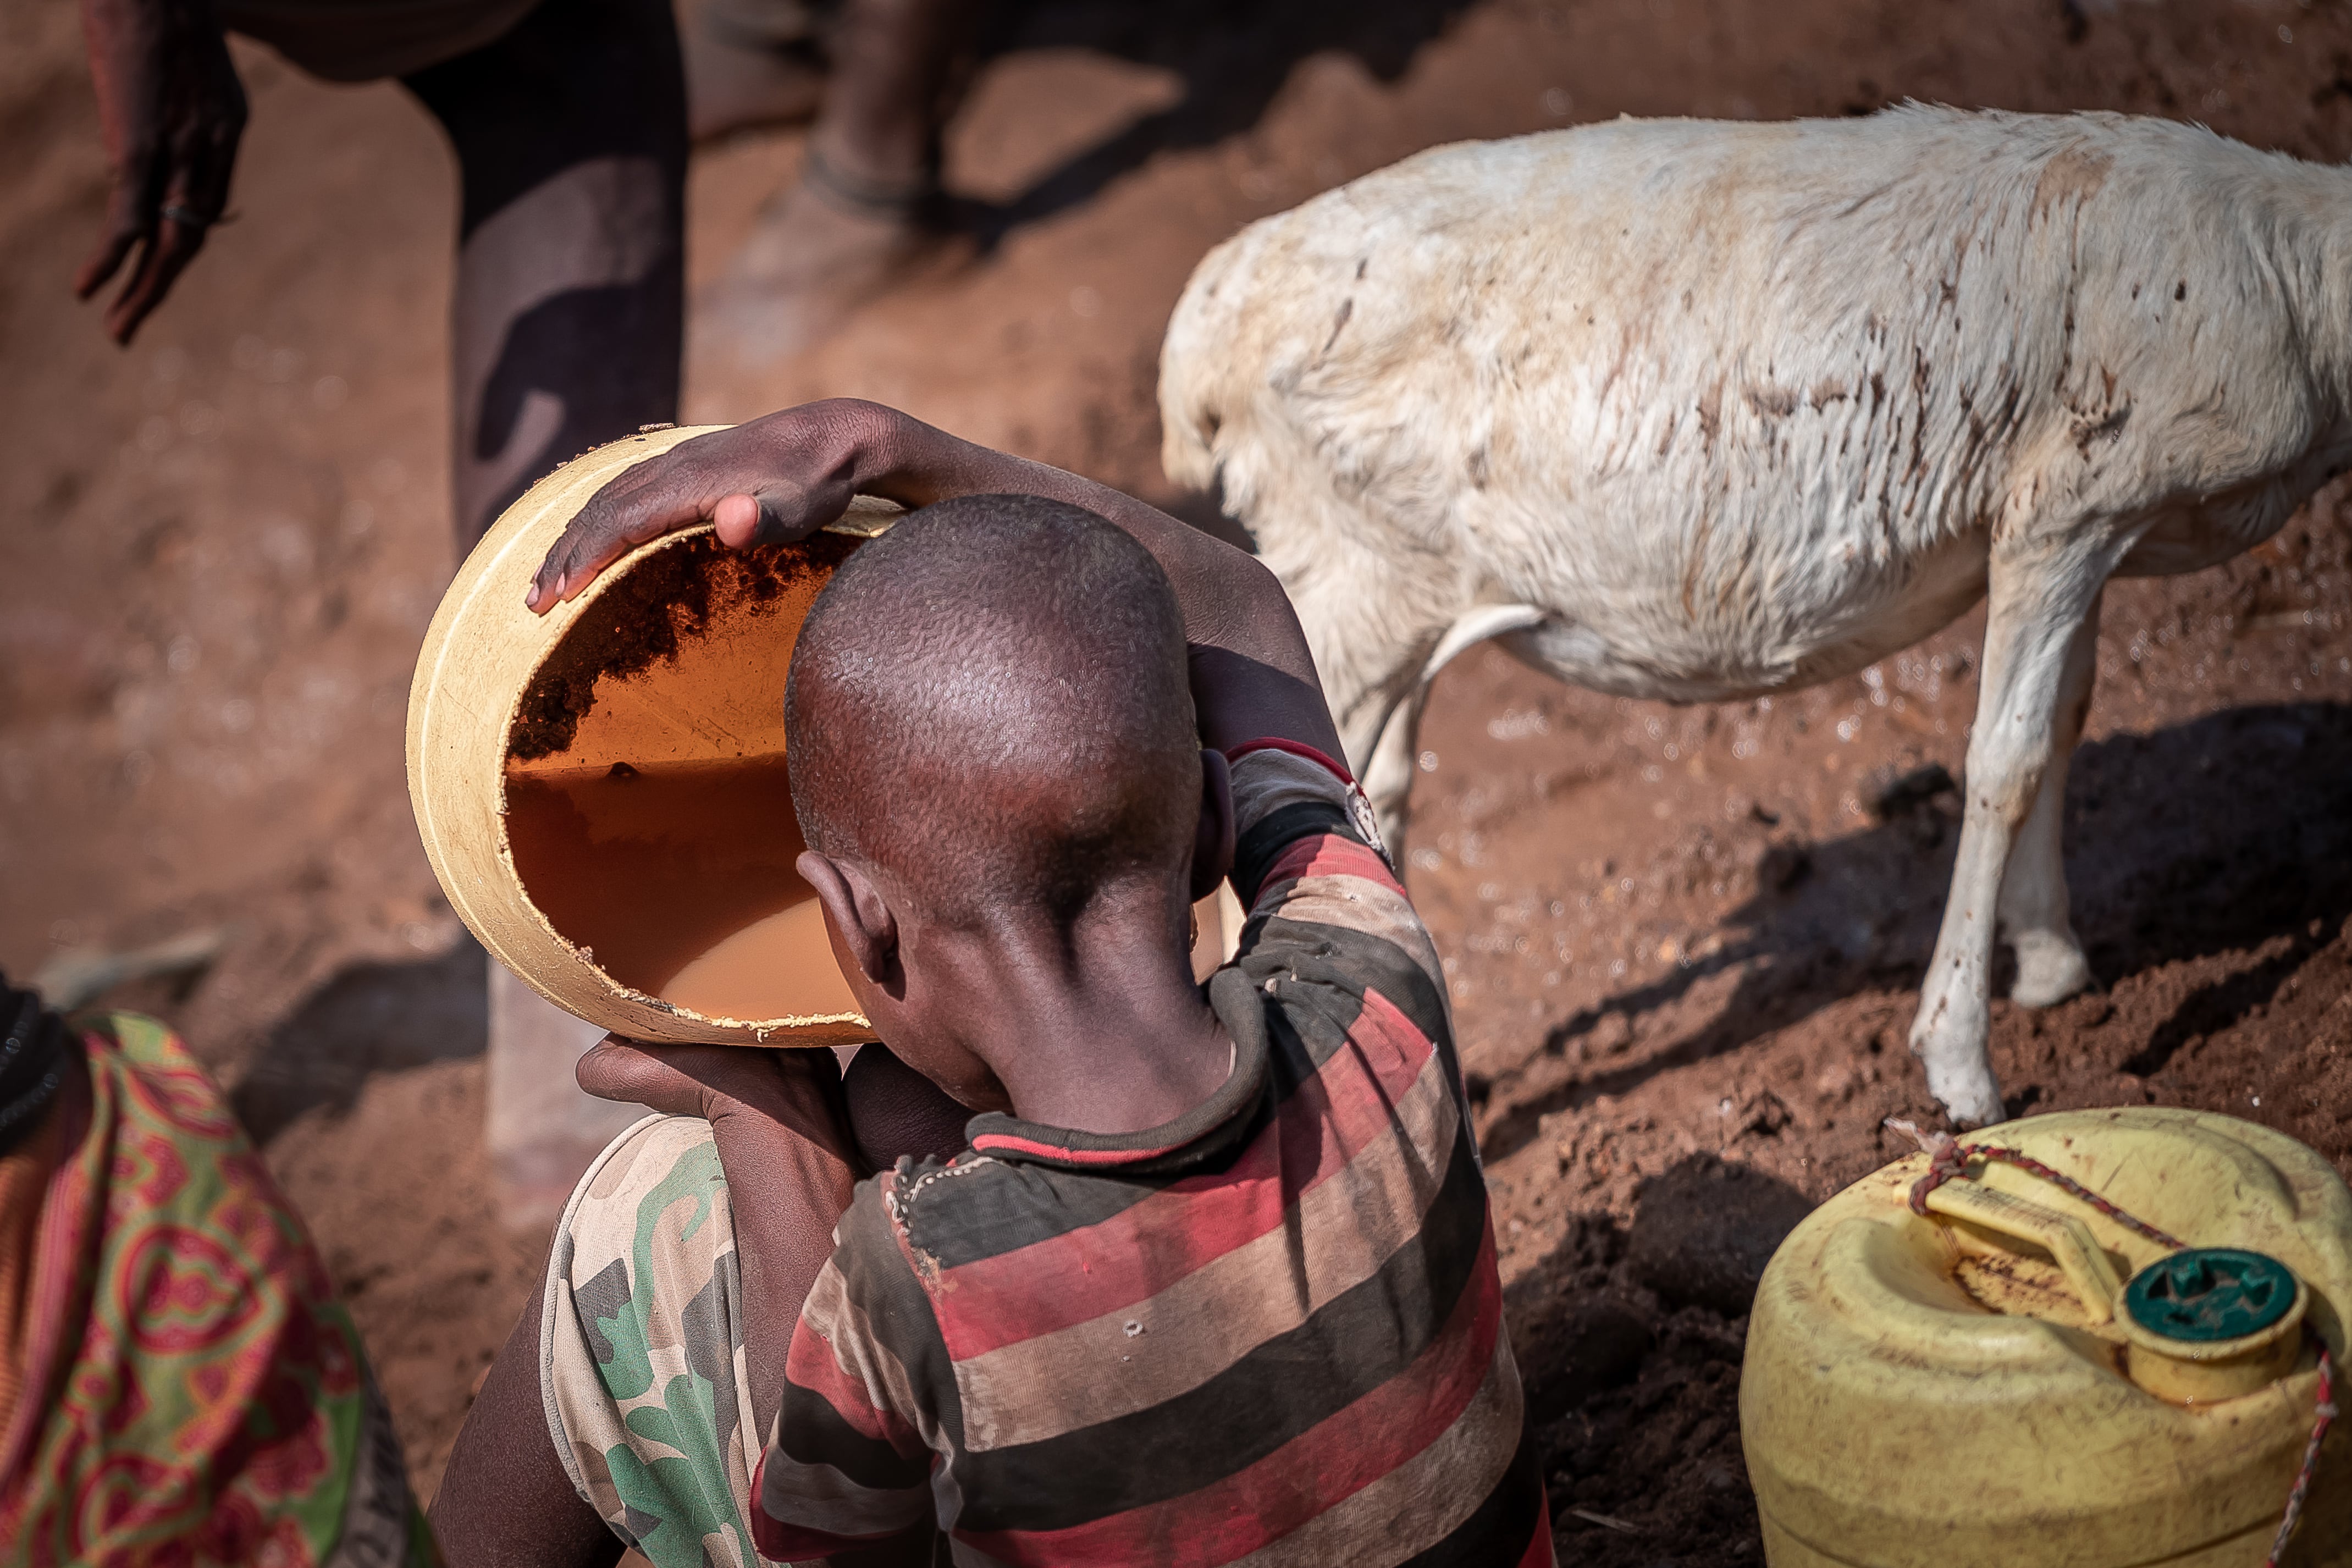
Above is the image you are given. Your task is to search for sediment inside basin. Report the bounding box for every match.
[501,532,864,1029]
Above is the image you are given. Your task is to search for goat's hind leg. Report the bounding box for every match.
[1307,586,1434,858]
[1355,606,1554,862]
[1911,537,2120,1125]
[1998,594,2100,1008]
[1358,682,1429,863]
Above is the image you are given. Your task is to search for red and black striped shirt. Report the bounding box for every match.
[754,743,1551,1566]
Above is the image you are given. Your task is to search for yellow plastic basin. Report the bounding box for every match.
[406,426,897,1047]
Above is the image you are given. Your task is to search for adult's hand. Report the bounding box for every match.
[75,0,247,345]
[528,399,914,613]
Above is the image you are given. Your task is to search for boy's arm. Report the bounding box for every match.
[527,399,1345,759]
[435,1044,863,1568]
[572,1040,860,1427]
[429,1277,626,1568]
[438,1044,930,1567]
[753,1196,943,1567]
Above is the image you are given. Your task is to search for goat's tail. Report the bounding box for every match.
[1157,228,1261,494]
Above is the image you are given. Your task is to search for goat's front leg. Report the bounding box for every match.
[1910,537,2118,1124]
[1998,592,2100,1007]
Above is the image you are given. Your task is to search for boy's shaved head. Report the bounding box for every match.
[785,495,1200,927]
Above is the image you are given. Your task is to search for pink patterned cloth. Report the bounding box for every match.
[0,1014,434,1567]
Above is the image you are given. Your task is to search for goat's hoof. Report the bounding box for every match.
[1913,1041,2006,1128]
[2008,936,2091,1009]
[1934,1084,2008,1128]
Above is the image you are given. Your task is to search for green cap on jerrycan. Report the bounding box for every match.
[2127,1249,2299,1343]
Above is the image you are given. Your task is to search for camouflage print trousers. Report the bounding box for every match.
[540,1114,814,1568]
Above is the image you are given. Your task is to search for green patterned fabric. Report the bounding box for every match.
[542,1114,803,1568]
[0,1013,435,1567]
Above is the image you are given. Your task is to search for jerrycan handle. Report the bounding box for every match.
[1924,1180,2123,1323]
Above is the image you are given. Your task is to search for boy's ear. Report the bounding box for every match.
[797,849,898,983]
[1189,749,1237,902]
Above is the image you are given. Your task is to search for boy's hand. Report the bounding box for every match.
[528,401,905,612]
[578,1036,853,1157]
[530,397,1344,758]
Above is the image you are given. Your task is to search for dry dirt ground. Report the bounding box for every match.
[6,1,2352,1561]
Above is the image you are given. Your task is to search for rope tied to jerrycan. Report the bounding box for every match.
[1884,1118,2336,1568]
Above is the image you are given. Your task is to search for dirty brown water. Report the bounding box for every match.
[503,756,859,1021]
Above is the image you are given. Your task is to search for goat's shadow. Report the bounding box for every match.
[231,938,488,1144]
[1479,701,2352,1160]
[951,0,1470,245]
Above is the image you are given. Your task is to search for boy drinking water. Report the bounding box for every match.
[431,401,1552,1567]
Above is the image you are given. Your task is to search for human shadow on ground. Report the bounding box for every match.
[1479,701,2352,1161]
[231,937,488,1144]
[957,0,1470,244]
[1504,1155,1804,1557]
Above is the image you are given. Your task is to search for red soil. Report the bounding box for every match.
[5,0,2351,1559]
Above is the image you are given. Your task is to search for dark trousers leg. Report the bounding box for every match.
[404,0,687,549]
[408,9,681,1560]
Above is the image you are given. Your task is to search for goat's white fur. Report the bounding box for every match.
[1161,106,2352,1124]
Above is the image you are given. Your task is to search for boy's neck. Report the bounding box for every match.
[925,902,1234,1136]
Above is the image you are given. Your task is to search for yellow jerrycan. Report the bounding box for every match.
[406,426,900,1047]
[1741,1106,2350,1567]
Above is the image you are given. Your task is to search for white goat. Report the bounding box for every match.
[1161,106,2352,1124]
